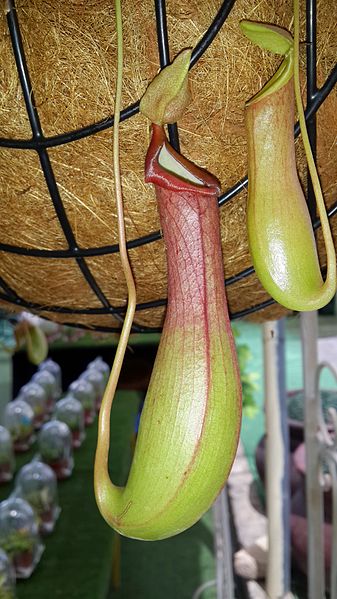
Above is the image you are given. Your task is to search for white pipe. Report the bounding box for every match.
[300,311,325,598]
[213,487,235,599]
[263,320,291,598]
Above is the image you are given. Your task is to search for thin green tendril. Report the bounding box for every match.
[95,0,137,491]
[293,0,336,298]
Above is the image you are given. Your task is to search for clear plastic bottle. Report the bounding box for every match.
[38,421,73,480]
[38,359,62,398]
[0,497,44,578]
[3,400,35,453]
[0,427,15,483]
[80,368,106,411]
[68,379,96,425]
[15,461,60,535]
[18,382,48,429]
[87,356,110,385]
[54,396,85,448]
[0,548,16,598]
[31,370,58,413]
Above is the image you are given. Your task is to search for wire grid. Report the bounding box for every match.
[0,0,336,333]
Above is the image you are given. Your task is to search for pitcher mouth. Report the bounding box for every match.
[145,124,221,196]
[245,54,293,107]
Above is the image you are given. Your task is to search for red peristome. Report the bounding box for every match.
[145,125,230,333]
[145,124,220,195]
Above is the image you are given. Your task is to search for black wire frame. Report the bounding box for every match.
[0,0,336,333]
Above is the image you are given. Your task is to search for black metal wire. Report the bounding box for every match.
[154,0,180,150]
[0,61,335,151]
[154,0,170,67]
[5,0,42,139]
[0,105,139,150]
[0,275,21,302]
[0,0,336,333]
[1,67,335,258]
[0,1,237,151]
[5,0,126,326]
[306,0,318,221]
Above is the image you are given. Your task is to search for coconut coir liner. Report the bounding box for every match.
[0,0,336,331]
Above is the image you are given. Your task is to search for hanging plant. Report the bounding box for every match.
[240,13,336,312]
[94,3,242,541]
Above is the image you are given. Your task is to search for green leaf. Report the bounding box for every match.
[26,325,48,365]
[140,49,192,125]
[240,21,293,55]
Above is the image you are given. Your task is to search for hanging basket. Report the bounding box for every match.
[0,0,336,332]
